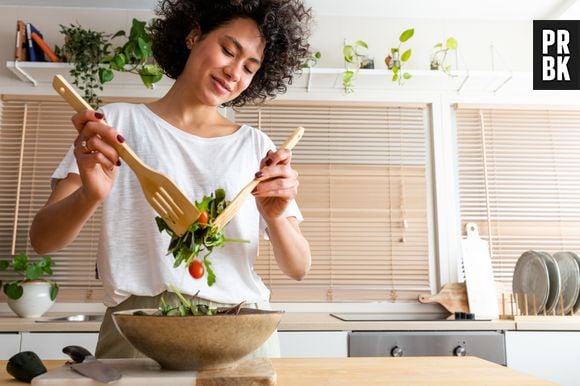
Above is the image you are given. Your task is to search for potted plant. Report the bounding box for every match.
[0,252,59,318]
[430,37,458,75]
[56,18,163,108]
[342,40,372,93]
[384,28,414,85]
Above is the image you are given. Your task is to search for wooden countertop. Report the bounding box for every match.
[0,357,557,385]
[0,312,517,332]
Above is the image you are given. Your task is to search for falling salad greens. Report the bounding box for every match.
[155,188,249,286]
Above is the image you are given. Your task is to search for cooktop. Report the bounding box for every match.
[330,313,449,321]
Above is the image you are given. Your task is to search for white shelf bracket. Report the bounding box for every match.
[493,73,513,94]
[13,61,37,86]
[456,71,470,94]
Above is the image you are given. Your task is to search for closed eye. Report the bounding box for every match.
[222,47,234,57]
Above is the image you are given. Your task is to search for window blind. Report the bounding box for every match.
[0,97,107,302]
[235,102,433,302]
[456,107,580,288]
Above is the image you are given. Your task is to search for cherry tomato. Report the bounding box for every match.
[188,260,204,279]
[198,211,209,229]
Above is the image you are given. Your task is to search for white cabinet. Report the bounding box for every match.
[20,332,99,360]
[506,331,580,386]
[0,333,20,360]
[278,331,347,358]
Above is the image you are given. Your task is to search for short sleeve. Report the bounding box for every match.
[259,199,304,239]
[50,145,79,190]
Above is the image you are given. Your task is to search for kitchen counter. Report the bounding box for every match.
[3,312,580,332]
[0,312,517,332]
[0,357,557,385]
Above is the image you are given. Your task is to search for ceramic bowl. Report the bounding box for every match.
[112,308,283,370]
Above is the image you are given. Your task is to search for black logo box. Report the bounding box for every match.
[533,20,580,90]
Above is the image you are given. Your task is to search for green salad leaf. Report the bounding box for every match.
[156,188,249,286]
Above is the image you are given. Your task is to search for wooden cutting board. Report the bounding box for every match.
[418,282,470,314]
[31,358,276,386]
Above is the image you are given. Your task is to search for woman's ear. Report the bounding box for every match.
[185,27,201,50]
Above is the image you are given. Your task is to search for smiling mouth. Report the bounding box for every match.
[212,76,232,92]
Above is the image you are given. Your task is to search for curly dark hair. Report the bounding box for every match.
[151,0,312,107]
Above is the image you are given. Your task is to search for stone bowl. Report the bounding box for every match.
[112,308,283,370]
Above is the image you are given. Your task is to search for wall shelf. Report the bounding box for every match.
[6,61,531,96]
[5,61,173,98]
[294,68,529,94]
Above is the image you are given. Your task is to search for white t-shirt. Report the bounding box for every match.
[51,103,302,307]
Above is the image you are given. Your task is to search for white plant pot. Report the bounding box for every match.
[6,280,56,318]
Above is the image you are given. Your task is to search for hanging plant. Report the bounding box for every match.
[56,19,163,108]
[342,40,371,93]
[106,19,163,89]
[57,24,112,108]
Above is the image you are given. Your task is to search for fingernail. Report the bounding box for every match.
[94,111,105,120]
[265,158,272,166]
[116,134,125,143]
[116,160,122,167]
[255,171,263,178]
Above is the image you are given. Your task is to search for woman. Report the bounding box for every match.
[29,0,312,358]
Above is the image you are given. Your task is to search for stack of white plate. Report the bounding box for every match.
[512,251,580,315]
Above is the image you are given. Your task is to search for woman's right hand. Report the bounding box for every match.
[72,110,122,203]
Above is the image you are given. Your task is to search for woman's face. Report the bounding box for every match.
[182,17,265,106]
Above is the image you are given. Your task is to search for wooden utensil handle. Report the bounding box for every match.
[280,127,304,150]
[52,75,148,173]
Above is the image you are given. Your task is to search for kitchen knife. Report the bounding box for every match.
[63,345,122,384]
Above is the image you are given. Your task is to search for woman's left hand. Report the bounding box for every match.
[252,149,299,221]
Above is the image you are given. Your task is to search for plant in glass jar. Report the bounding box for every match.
[384,28,414,85]
[430,37,458,75]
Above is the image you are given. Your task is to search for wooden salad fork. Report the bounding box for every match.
[52,74,200,236]
[212,126,305,232]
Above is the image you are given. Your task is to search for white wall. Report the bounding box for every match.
[0,5,532,92]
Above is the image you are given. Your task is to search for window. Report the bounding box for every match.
[235,101,434,302]
[0,97,104,301]
[455,106,580,288]
[0,97,433,303]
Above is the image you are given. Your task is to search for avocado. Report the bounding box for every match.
[6,351,47,383]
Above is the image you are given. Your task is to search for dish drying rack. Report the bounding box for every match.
[500,292,578,321]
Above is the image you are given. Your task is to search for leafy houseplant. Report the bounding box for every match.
[106,19,163,89]
[57,24,112,108]
[342,40,371,93]
[57,19,163,108]
[384,28,415,85]
[0,252,59,301]
[430,37,458,75]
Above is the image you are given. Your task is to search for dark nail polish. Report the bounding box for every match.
[116,134,125,143]
[94,111,104,120]
[116,160,121,167]
[265,158,272,166]
[255,171,263,178]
